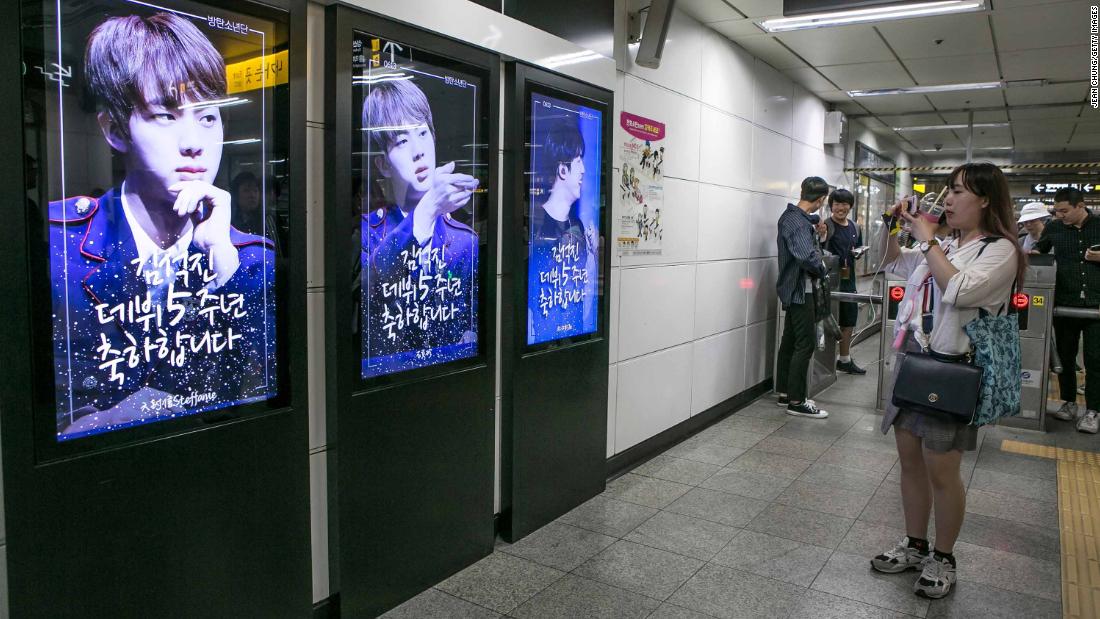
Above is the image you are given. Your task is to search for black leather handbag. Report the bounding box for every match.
[891,350,984,424]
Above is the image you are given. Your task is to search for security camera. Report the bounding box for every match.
[934,144,943,151]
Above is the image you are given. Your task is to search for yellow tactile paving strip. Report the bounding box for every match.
[1001,439,1100,618]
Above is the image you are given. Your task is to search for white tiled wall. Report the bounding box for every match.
[607,6,848,456]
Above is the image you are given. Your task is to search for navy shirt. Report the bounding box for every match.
[825,217,862,283]
[776,203,826,307]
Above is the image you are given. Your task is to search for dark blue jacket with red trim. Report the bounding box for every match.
[48,188,276,434]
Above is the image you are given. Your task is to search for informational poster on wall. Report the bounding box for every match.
[525,91,603,346]
[27,0,286,442]
[617,111,665,257]
[354,32,487,378]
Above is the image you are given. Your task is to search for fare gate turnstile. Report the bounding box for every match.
[1001,255,1056,431]
[774,256,840,399]
[876,276,908,412]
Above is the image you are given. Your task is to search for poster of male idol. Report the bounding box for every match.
[33,0,282,441]
[526,93,602,346]
[354,33,486,379]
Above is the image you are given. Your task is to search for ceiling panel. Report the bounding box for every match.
[992,1,1092,51]
[1005,83,1088,106]
[677,0,744,23]
[1001,46,1090,82]
[726,0,783,18]
[970,132,1014,148]
[905,134,966,150]
[855,93,936,115]
[904,54,1000,85]
[775,25,894,66]
[817,61,915,90]
[835,101,868,115]
[1013,119,1076,141]
[1010,105,1085,121]
[711,18,761,38]
[815,89,851,102]
[940,110,1010,123]
[1072,121,1100,136]
[875,13,994,60]
[783,67,839,92]
[730,34,807,70]
[924,88,1006,110]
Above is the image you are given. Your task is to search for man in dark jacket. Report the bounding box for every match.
[774,177,830,419]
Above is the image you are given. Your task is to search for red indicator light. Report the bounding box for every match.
[889,286,904,302]
[740,278,755,289]
[1012,293,1030,309]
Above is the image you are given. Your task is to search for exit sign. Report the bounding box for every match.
[1031,182,1100,195]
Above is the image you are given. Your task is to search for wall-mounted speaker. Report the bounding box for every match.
[632,0,676,69]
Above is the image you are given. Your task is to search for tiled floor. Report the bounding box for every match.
[383,338,1071,618]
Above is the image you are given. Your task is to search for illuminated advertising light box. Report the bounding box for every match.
[24,0,289,446]
[525,91,603,346]
[354,32,488,379]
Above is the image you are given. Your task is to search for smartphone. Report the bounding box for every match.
[1090,244,1100,252]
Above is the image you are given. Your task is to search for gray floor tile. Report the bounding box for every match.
[664,439,746,467]
[573,540,703,601]
[774,479,875,519]
[957,511,1060,563]
[692,425,768,450]
[603,473,693,509]
[624,510,739,561]
[800,463,886,493]
[817,444,898,474]
[965,488,1059,527]
[834,434,902,457]
[509,574,661,619]
[924,579,1061,618]
[974,448,1057,481]
[698,467,795,502]
[664,487,770,528]
[632,455,722,486]
[667,563,806,619]
[751,435,831,460]
[499,522,617,572]
[734,404,790,421]
[437,552,565,615]
[769,420,848,445]
[886,459,901,482]
[380,588,501,618]
[790,589,912,619]
[714,415,786,435]
[711,529,832,587]
[644,603,715,619]
[745,503,855,549]
[953,541,1061,602]
[968,468,1058,504]
[857,483,913,528]
[810,552,931,617]
[558,495,658,538]
[725,449,815,479]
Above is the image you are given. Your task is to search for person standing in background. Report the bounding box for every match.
[774,177,830,419]
[1017,201,1048,253]
[823,188,867,374]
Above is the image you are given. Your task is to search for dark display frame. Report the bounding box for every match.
[324,5,499,616]
[501,62,611,541]
[0,0,311,615]
[21,0,296,462]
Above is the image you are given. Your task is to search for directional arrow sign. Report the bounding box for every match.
[1034,183,1045,192]
[1031,182,1100,195]
[382,41,404,65]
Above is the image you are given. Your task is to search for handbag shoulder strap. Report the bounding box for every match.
[972,238,1018,318]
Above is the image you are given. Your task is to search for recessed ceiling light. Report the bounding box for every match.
[848,81,1001,97]
[758,0,985,33]
[895,122,1009,131]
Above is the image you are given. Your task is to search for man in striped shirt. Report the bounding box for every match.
[774,177,830,419]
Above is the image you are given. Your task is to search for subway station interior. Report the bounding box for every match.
[1,0,1099,616]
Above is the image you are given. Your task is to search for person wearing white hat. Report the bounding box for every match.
[1017,201,1049,253]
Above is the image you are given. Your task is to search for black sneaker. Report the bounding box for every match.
[837,359,867,375]
[787,400,828,419]
[776,394,789,407]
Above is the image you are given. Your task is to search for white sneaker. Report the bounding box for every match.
[1078,410,1100,434]
[913,554,957,599]
[786,400,828,419]
[870,538,928,574]
[1052,401,1079,421]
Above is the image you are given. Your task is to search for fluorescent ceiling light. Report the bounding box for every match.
[848,81,1001,97]
[895,122,1009,131]
[759,0,984,33]
[919,146,1013,152]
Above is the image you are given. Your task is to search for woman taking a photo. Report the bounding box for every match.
[870,162,1024,598]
